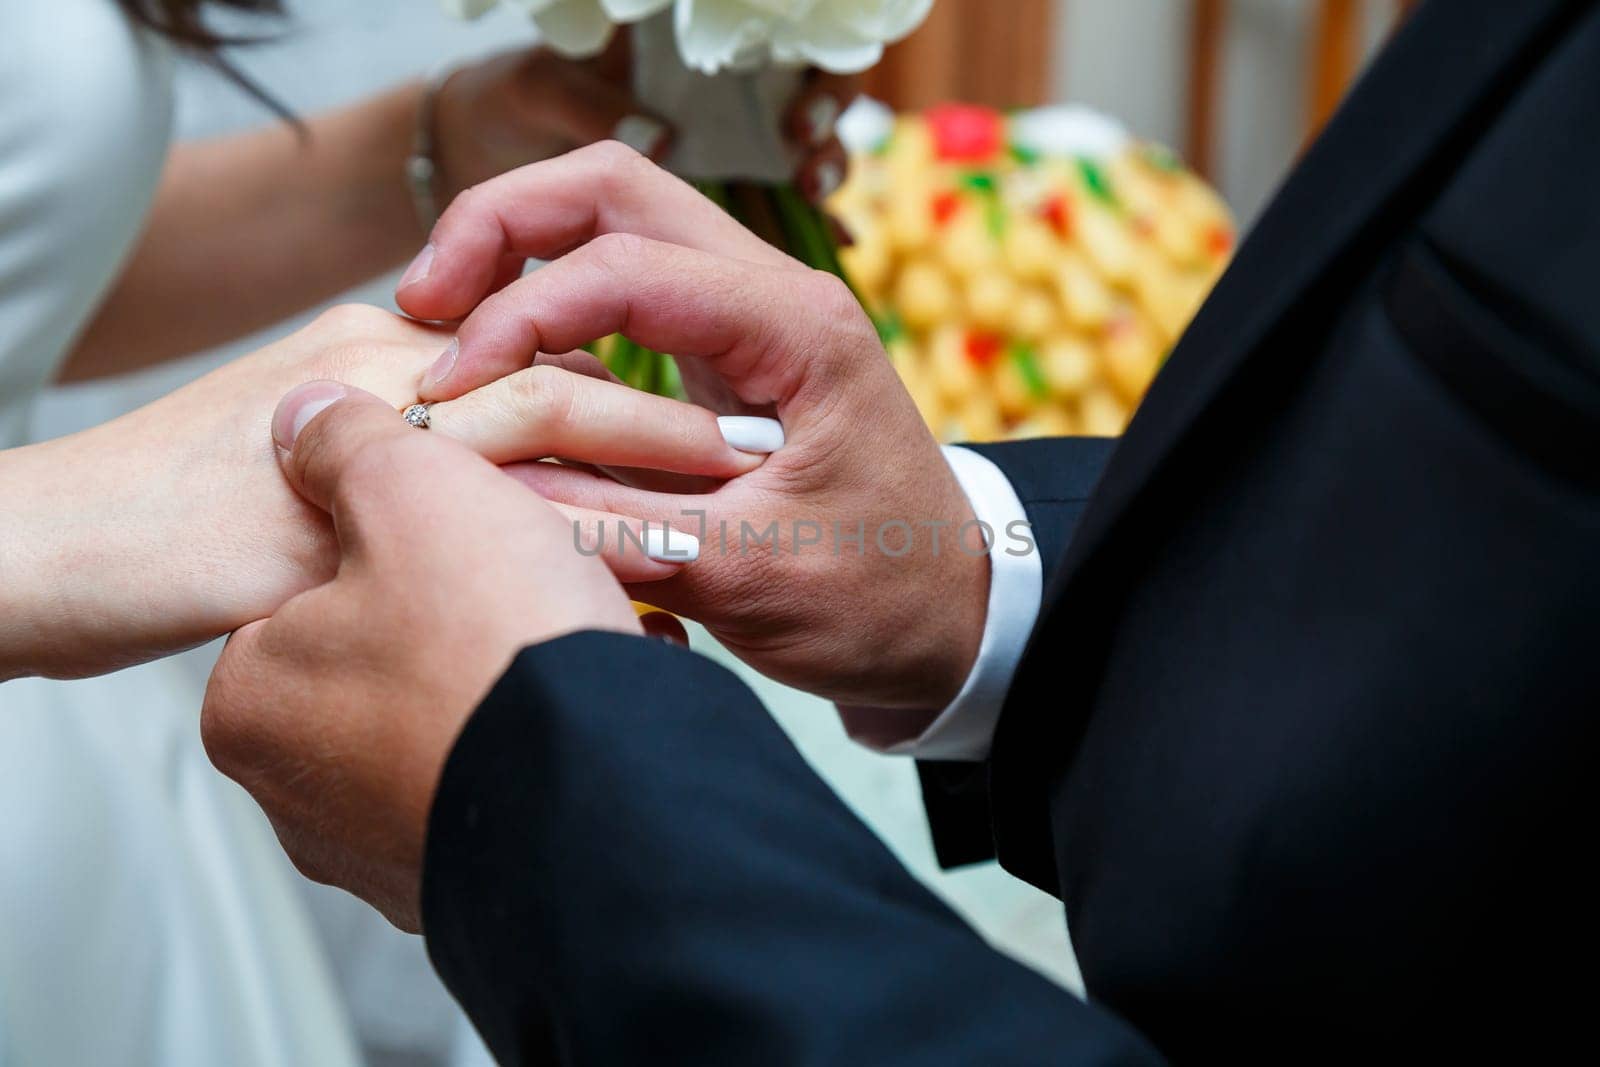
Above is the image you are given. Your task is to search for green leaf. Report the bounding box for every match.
[875,310,906,345]
[1077,157,1118,208]
[1010,342,1050,400]
[985,200,1008,239]
[959,171,998,195]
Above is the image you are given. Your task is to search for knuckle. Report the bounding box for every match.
[198,688,240,775]
[803,270,879,368]
[280,834,333,887]
[585,230,649,273]
[446,181,492,226]
[200,647,263,781]
[587,138,647,175]
[593,142,665,204]
[807,271,867,330]
[511,363,575,425]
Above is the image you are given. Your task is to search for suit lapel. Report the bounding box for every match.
[1053,0,1583,597]
[987,0,1591,901]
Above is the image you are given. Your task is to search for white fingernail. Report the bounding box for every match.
[806,94,840,146]
[718,416,785,454]
[613,115,669,158]
[644,525,700,564]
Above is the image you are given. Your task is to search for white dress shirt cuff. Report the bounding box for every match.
[865,446,1045,762]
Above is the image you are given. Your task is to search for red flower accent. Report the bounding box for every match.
[1041,194,1073,239]
[964,331,1004,367]
[1205,225,1235,258]
[927,103,1005,163]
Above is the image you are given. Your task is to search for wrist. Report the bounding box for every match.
[0,431,176,679]
[849,477,988,714]
[316,80,434,258]
[0,398,315,680]
[920,496,991,710]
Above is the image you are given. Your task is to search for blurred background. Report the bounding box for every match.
[15,2,1409,1065]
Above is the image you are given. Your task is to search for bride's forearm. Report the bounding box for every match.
[0,428,189,679]
[0,443,53,680]
[0,402,303,680]
[5,305,458,682]
[60,82,426,383]
[0,436,116,680]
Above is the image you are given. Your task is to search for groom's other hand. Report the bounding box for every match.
[201,382,641,932]
[392,143,987,714]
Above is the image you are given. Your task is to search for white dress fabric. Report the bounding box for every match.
[0,2,359,1064]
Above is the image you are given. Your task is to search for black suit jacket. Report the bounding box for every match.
[423,1,1600,1060]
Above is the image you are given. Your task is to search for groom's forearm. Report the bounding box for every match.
[423,633,1164,1065]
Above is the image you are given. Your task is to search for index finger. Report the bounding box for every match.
[396,141,795,323]
[417,234,879,419]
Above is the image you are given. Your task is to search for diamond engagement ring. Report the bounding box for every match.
[401,403,432,429]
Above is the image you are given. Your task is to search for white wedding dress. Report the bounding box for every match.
[0,3,360,1063]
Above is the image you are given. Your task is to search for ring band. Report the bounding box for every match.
[401,403,432,429]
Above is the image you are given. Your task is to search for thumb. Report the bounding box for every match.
[271,381,433,516]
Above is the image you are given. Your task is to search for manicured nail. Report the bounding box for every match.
[398,243,435,291]
[810,160,844,202]
[421,338,459,392]
[718,416,785,454]
[613,115,670,160]
[806,94,841,146]
[644,525,700,564]
[273,381,347,450]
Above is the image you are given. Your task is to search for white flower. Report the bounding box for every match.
[836,95,895,154]
[442,0,933,73]
[675,0,934,74]
[523,0,621,55]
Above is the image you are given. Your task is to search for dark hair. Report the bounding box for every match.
[114,0,293,119]
[114,0,283,49]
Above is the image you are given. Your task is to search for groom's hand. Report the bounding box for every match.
[394,143,987,713]
[201,382,641,932]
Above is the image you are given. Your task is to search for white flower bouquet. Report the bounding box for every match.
[443,1,933,75]
[442,0,935,393]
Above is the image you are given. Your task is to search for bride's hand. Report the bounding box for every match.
[0,306,768,681]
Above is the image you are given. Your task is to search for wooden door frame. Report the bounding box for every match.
[862,0,1057,111]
